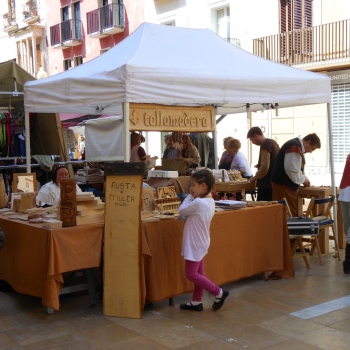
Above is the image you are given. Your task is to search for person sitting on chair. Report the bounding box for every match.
[37,165,82,206]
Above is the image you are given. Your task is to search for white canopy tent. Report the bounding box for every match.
[24,22,333,196]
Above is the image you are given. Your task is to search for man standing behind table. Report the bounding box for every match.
[247,127,280,201]
[270,133,321,217]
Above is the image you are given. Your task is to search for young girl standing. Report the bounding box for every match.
[178,169,229,311]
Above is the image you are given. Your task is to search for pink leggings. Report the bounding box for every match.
[185,259,221,302]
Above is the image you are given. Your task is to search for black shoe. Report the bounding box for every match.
[212,289,229,311]
[179,302,203,311]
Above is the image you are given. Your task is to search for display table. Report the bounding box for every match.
[297,186,344,251]
[140,204,294,304]
[0,217,104,311]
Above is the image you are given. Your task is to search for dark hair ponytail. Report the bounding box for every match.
[191,169,215,197]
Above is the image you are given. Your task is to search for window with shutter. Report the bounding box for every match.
[10,0,16,20]
[331,83,350,169]
[279,0,313,61]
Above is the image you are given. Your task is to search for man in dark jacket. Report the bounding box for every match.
[270,133,321,216]
[247,127,280,201]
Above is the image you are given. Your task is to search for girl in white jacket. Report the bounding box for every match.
[178,169,229,311]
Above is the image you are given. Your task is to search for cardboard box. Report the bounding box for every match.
[148,170,178,178]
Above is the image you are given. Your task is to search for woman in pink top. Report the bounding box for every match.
[178,169,229,311]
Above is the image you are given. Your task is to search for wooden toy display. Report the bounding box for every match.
[226,170,246,181]
[154,186,181,214]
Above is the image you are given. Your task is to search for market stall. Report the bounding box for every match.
[22,23,331,318]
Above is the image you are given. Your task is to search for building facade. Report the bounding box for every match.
[253,0,350,184]
[0,0,145,77]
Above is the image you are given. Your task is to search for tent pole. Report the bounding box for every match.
[123,102,130,162]
[327,102,338,242]
[214,108,218,169]
[25,111,31,173]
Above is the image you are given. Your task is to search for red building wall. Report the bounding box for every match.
[45,0,144,76]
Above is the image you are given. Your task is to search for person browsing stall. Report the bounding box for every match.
[270,133,321,216]
[37,165,82,206]
[218,136,234,170]
[130,132,148,162]
[178,169,229,311]
[163,134,178,159]
[179,134,201,167]
[247,127,280,201]
[339,154,350,274]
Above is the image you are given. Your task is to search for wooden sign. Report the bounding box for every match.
[60,178,77,227]
[129,103,215,132]
[104,162,145,318]
[141,188,154,212]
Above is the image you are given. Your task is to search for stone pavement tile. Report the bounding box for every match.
[0,315,21,332]
[310,310,350,326]
[329,317,350,332]
[75,323,139,348]
[264,338,323,349]
[216,303,285,326]
[295,326,350,350]
[287,283,350,304]
[4,322,72,347]
[257,314,323,338]
[193,317,290,349]
[103,335,172,350]
[253,295,316,314]
[177,336,257,350]
[0,332,20,350]
[257,314,350,349]
[107,314,212,349]
[22,334,94,349]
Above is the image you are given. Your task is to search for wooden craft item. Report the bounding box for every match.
[12,192,36,213]
[156,186,177,199]
[142,188,155,212]
[227,170,245,181]
[60,178,77,227]
[155,197,181,214]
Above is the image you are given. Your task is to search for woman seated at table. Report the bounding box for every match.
[37,165,82,206]
[218,136,234,170]
[179,134,201,167]
[227,139,252,179]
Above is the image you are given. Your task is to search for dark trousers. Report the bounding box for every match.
[257,188,273,201]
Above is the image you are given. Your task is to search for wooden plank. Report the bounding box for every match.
[77,202,105,211]
[76,208,104,216]
[103,174,143,318]
[76,213,104,225]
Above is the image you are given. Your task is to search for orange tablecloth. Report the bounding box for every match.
[141,204,294,303]
[0,217,103,310]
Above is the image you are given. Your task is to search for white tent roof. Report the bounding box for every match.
[24,22,330,115]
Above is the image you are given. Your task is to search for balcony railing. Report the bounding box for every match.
[253,19,350,67]
[87,3,125,37]
[3,12,17,32]
[50,19,82,47]
[225,38,241,48]
[22,0,39,22]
